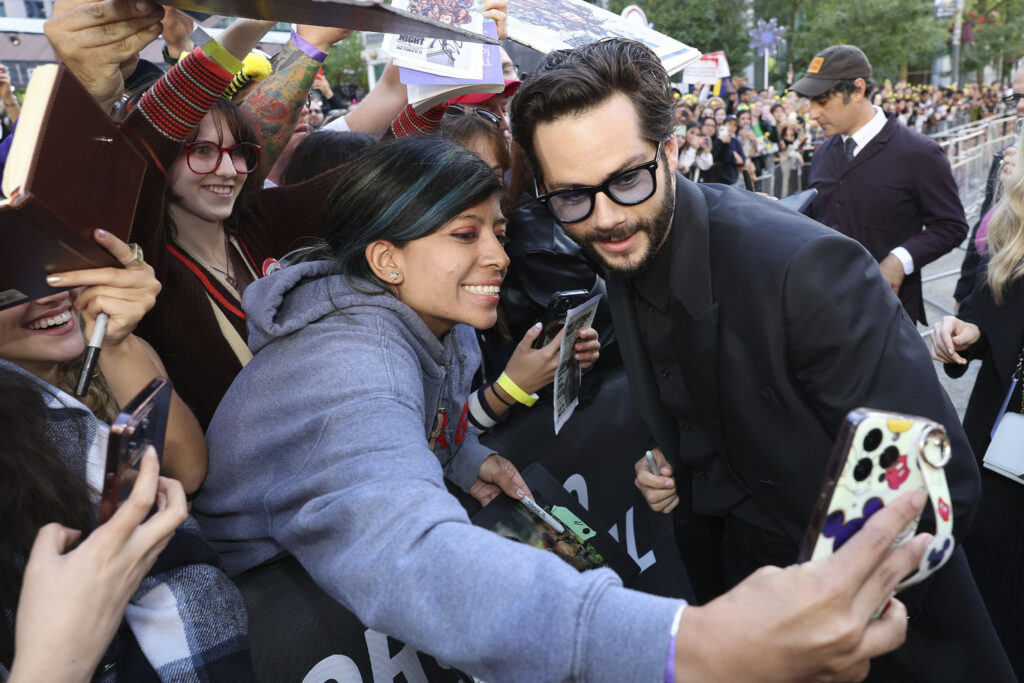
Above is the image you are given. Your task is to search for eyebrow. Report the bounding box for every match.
[455,213,508,226]
[545,151,651,192]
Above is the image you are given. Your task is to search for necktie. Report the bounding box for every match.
[844,137,857,161]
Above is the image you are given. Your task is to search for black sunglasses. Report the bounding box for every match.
[446,103,502,127]
[535,140,665,224]
[1003,93,1023,107]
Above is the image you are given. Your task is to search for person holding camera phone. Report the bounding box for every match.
[0,229,253,679]
[677,121,713,182]
[194,135,938,682]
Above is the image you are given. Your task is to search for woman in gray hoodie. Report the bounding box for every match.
[194,135,685,682]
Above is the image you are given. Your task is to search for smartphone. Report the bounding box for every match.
[798,408,955,592]
[98,377,172,524]
[532,289,590,349]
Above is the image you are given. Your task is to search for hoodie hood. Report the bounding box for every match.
[242,260,445,360]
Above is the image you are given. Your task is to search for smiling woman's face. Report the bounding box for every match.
[0,291,84,384]
[388,194,509,338]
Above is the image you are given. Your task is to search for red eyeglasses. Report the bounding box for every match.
[184,140,262,175]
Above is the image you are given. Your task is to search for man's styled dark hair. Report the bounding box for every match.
[824,77,879,104]
[510,38,674,183]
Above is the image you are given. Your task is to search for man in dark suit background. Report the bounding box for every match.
[795,45,968,325]
[511,38,1014,681]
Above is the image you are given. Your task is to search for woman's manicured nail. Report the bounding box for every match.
[46,274,61,285]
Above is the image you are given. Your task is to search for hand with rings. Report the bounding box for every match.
[44,229,161,345]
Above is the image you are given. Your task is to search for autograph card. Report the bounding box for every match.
[553,294,601,434]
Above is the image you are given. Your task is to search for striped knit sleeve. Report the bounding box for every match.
[138,48,235,142]
[391,103,447,138]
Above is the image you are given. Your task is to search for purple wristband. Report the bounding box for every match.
[665,604,685,683]
[665,638,676,683]
[290,28,328,63]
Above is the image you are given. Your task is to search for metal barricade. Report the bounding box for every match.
[937,115,1016,219]
[918,115,1015,323]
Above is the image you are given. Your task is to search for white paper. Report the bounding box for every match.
[553,294,601,435]
[383,0,484,80]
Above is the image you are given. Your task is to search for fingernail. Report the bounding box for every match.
[532,322,541,329]
[96,228,109,238]
[515,488,525,499]
[136,0,152,12]
[46,274,61,284]
[911,490,927,510]
[665,478,674,488]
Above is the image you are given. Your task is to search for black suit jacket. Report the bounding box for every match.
[808,115,968,324]
[609,177,978,543]
[607,177,1015,681]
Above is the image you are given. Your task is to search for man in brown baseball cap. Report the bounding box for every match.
[794,43,968,329]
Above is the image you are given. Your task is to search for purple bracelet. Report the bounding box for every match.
[290,27,328,63]
[665,604,685,683]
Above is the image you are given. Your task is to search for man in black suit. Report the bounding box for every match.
[510,39,1014,681]
[795,45,968,325]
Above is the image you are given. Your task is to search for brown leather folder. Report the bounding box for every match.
[0,64,146,309]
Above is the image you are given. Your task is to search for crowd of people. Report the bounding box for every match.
[0,1,1022,682]
[672,75,1015,197]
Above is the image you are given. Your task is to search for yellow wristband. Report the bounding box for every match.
[496,372,538,407]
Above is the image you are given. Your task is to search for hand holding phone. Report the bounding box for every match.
[98,378,172,524]
[533,289,591,349]
[799,408,954,593]
[11,450,185,683]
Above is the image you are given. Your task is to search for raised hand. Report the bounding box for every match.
[44,0,165,112]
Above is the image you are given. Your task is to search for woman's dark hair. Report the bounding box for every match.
[166,99,264,238]
[281,131,379,185]
[0,368,94,613]
[296,136,502,286]
[510,38,674,183]
[438,113,511,176]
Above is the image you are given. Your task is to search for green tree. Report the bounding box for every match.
[957,0,1024,84]
[607,0,754,73]
[755,0,947,87]
[323,32,369,92]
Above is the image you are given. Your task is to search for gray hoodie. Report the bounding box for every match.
[194,260,683,682]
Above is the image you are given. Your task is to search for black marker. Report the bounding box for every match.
[75,312,108,397]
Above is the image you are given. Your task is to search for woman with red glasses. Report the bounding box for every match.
[125,72,347,430]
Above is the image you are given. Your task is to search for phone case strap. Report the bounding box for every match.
[896,426,954,589]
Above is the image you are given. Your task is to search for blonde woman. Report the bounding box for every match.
[932,126,1024,679]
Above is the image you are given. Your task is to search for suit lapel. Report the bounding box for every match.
[671,181,724,447]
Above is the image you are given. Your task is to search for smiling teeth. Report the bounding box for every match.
[27,310,72,330]
[205,186,233,196]
[463,285,500,295]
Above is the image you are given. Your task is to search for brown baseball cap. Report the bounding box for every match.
[790,45,872,97]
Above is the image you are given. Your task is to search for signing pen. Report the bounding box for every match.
[519,496,565,534]
[75,312,108,397]
[645,449,660,475]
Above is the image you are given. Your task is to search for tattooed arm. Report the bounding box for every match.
[238,26,352,175]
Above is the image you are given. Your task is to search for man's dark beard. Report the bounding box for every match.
[574,170,675,277]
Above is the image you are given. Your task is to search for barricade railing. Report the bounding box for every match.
[917,116,1015,324]
[938,115,1015,219]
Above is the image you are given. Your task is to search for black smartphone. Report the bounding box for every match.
[533,289,590,349]
[98,377,172,524]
